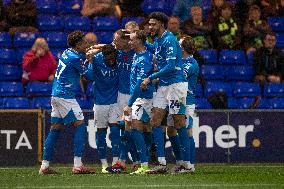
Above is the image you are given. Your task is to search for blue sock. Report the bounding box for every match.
[152,126,165,158]
[169,135,182,161]
[96,129,107,160]
[129,131,139,162]
[177,127,190,162]
[131,129,147,163]
[143,132,152,161]
[43,129,61,161]
[110,125,120,158]
[119,130,129,161]
[74,123,87,157]
[189,136,196,164]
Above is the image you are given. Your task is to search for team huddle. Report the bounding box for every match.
[39,12,199,175]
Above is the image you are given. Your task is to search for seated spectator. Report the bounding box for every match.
[212,3,240,50]
[208,0,225,24]
[5,0,38,35]
[276,0,284,16]
[235,0,259,27]
[253,31,284,84]
[167,16,182,40]
[81,0,121,18]
[22,38,57,85]
[85,32,98,46]
[117,0,144,17]
[172,0,203,23]
[183,6,213,50]
[243,5,271,54]
[0,0,8,31]
[125,21,139,33]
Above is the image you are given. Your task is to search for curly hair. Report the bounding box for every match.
[67,30,85,48]
[102,44,117,58]
[134,30,147,44]
[180,36,196,55]
[149,12,169,27]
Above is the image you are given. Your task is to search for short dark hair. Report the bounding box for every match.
[135,30,147,44]
[67,30,85,48]
[181,36,196,55]
[265,31,276,38]
[102,44,117,58]
[149,12,169,27]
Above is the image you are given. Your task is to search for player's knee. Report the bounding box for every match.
[188,128,193,137]
[73,120,84,127]
[167,126,177,137]
[51,123,63,130]
[150,117,160,127]
[173,115,186,129]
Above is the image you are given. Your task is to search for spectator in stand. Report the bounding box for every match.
[276,0,284,16]
[0,0,8,31]
[212,2,240,50]
[22,38,57,85]
[259,0,278,17]
[139,17,154,44]
[253,31,284,84]
[4,0,37,35]
[243,5,271,54]
[81,0,121,18]
[208,0,225,24]
[183,6,213,50]
[172,0,203,23]
[85,32,98,46]
[235,0,259,27]
[167,16,182,40]
[117,0,144,17]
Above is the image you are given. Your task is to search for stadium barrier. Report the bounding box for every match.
[0,109,283,166]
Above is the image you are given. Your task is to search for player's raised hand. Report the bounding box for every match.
[141,77,150,91]
[86,44,104,62]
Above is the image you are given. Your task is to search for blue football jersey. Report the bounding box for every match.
[83,52,118,105]
[128,50,154,107]
[52,48,86,99]
[146,31,186,86]
[183,55,199,105]
[117,50,135,94]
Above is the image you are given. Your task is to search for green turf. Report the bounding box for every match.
[0,164,283,189]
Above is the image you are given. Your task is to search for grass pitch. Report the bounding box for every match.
[0,164,283,189]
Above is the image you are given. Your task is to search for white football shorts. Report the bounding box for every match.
[93,103,120,128]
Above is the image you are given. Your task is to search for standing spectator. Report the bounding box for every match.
[183,6,213,50]
[276,0,284,16]
[243,5,271,54]
[172,0,203,23]
[208,0,225,24]
[0,0,8,31]
[81,0,121,18]
[167,16,182,40]
[212,3,240,50]
[117,0,144,17]
[259,0,278,17]
[253,31,284,84]
[4,0,37,35]
[22,38,57,85]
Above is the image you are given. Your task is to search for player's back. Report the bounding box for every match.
[52,48,85,99]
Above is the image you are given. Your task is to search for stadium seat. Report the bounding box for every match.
[228,98,237,109]
[16,48,29,62]
[0,82,24,97]
[276,32,284,48]
[41,32,68,47]
[3,97,30,109]
[195,83,203,98]
[225,66,254,81]
[201,65,224,80]
[0,48,17,64]
[268,98,284,109]
[32,97,51,109]
[50,48,64,59]
[58,0,83,15]
[264,83,284,98]
[121,17,144,28]
[247,52,254,65]
[196,98,212,109]
[36,0,58,14]
[268,17,284,32]
[13,32,39,47]
[198,49,218,64]
[142,0,169,15]
[93,16,120,31]
[205,82,232,97]
[237,97,269,109]
[233,82,261,97]
[26,82,52,96]
[0,98,3,109]
[76,97,92,109]
[64,16,91,31]
[37,15,63,31]
[94,32,114,44]
[219,50,246,65]
[0,64,22,81]
[0,32,12,47]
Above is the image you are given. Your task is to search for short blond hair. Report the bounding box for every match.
[32,38,49,52]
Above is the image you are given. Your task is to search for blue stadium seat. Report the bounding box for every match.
[233,82,261,97]
[36,0,58,14]
[3,97,30,109]
[76,97,92,109]
[41,32,68,47]
[37,15,63,31]
[0,64,22,81]
[264,83,284,98]
[32,97,51,109]
[219,50,246,65]
[276,32,284,48]
[225,66,254,81]
[58,0,82,15]
[14,32,38,47]
[198,49,218,64]
[93,16,120,31]
[228,98,237,109]
[50,48,64,59]
[26,82,52,96]
[236,98,254,109]
[142,0,169,15]
[201,65,224,80]
[268,17,284,32]
[0,32,12,47]
[247,52,254,65]
[16,48,29,62]
[0,82,24,97]
[121,17,144,28]
[257,98,269,109]
[64,16,91,31]
[0,48,16,64]
[195,83,203,98]
[95,32,114,44]
[0,98,3,109]
[268,98,284,109]
[205,82,232,97]
[196,98,212,109]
